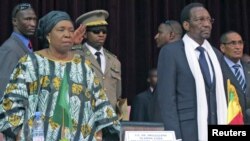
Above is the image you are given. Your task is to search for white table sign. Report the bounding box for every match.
[124,131,177,141]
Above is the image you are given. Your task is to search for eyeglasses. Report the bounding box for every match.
[190,17,215,24]
[222,40,244,46]
[88,29,107,34]
[13,3,32,17]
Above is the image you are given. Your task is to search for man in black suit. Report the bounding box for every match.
[156,3,227,141]
[130,68,157,121]
[219,31,250,124]
[152,20,183,122]
[0,3,37,97]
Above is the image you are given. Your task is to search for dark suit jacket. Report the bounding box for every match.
[130,89,154,121]
[156,40,222,141]
[0,33,30,97]
[219,56,250,124]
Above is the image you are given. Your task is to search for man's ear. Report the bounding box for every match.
[220,44,225,53]
[183,21,190,31]
[169,32,175,40]
[12,18,17,27]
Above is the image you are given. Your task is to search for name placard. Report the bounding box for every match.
[124,131,177,141]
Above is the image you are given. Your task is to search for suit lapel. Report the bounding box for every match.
[82,45,103,74]
[222,58,244,94]
[222,58,246,120]
[11,34,30,53]
[242,62,250,94]
[237,61,248,120]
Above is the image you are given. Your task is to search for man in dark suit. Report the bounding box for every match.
[130,68,157,121]
[219,31,250,124]
[152,20,183,122]
[156,3,227,141]
[0,3,37,97]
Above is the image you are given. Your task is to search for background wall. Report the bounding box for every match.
[1,0,250,104]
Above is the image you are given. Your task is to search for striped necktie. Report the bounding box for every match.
[233,64,246,93]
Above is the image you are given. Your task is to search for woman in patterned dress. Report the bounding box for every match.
[0,11,120,141]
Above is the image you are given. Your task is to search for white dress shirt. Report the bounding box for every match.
[85,43,106,73]
[185,35,214,82]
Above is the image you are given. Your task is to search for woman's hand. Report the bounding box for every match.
[96,130,103,141]
[73,24,86,45]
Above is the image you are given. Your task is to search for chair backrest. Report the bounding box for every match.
[120,121,164,141]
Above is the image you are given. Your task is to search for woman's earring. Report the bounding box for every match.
[47,37,51,44]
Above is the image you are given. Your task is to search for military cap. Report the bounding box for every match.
[75,10,109,27]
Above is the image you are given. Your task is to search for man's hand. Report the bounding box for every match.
[73,24,86,45]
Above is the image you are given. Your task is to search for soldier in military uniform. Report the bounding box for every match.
[74,10,123,118]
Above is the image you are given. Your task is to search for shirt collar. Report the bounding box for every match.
[184,34,208,51]
[12,32,30,48]
[149,87,154,93]
[85,43,104,56]
[224,56,242,68]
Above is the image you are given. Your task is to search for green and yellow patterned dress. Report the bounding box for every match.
[0,53,120,141]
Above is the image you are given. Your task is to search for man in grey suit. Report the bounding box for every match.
[156,3,227,141]
[0,3,37,97]
[219,31,250,124]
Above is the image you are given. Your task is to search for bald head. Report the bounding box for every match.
[154,20,183,48]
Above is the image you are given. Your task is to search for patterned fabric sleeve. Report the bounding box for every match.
[0,55,37,138]
[85,63,120,137]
